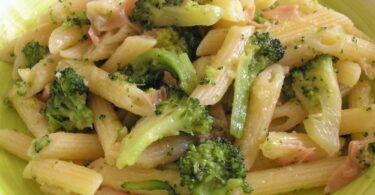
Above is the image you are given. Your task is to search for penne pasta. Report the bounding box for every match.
[270,99,307,132]
[335,61,361,88]
[102,35,157,73]
[348,80,374,108]
[0,129,33,161]
[49,25,89,54]
[340,105,375,135]
[190,25,254,105]
[24,159,103,195]
[235,157,346,195]
[89,158,188,195]
[40,185,77,195]
[57,60,155,116]
[89,95,122,165]
[29,132,104,161]
[18,54,61,97]
[8,87,49,138]
[235,64,286,169]
[196,29,228,57]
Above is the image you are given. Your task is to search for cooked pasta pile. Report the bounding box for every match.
[1,0,375,195]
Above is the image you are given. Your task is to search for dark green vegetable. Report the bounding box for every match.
[42,68,93,132]
[178,138,252,195]
[29,135,50,159]
[122,180,179,195]
[230,32,285,138]
[122,48,198,94]
[129,0,222,29]
[22,41,49,68]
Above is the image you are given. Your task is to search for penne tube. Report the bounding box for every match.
[59,40,92,60]
[89,158,188,195]
[57,60,155,116]
[18,54,61,97]
[0,129,33,161]
[269,9,354,45]
[235,157,345,195]
[196,29,228,56]
[260,132,327,165]
[340,105,375,135]
[8,87,49,138]
[102,35,157,73]
[348,80,374,108]
[193,55,214,79]
[40,185,77,195]
[49,25,89,54]
[235,64,286,169]
[191,25,254,105]
[24,159,103,195]
[29,132,104,161]
[89,95,122,165]
[135,135,195,169]
[270,99,307,132]
[335,61,361,88]
[278,43,319,68]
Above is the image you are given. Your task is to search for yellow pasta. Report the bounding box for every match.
[335,61,361,88]
[191,25,254,105]
[8,87,49,138]
[89,158,188,195]
[235,157,345,195]
[260,132,327,162]
[340,105,375,135]
[235,64,287,169]
[212,0,246,22]
[89,95,122,165]
[269,9,354,45]
[24,159,103,195]
[255,0,277,10]
[18,54,61,97]
[348,80,374,108]
[193,55,214,79]
[84,25,137,61]
[57,60,155,116]
[49,25,89,54]
[270,99,307,132]
[135,135,195,169]
[59,40,92,60]
[278,43,319,68]
[102,35,157,73]
[29,132,104,161]
[41,0,87,24]
[0,129,33,161]
[40,185,77,195]
[196,29,228,57]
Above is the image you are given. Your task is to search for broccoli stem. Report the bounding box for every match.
[116,109,186,168]
[121,180,178,195]
[230,52,267,138]
[151,3,222,27]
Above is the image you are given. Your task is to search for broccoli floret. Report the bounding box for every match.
[291,55,341,155]
[155,26,209,60]
[130,0,222,29]
[178,138,252,195]
[122,180,179,195]
[42,68,93,132]
[121,48,198,94]
[230,32,285,138]
[116,93,213,168]
[22,41,49,68]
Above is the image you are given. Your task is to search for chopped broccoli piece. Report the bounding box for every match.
[116,93,213,168]
[281,76,296,100]
[130,0,222,29]
[22,41,49,68]
[28,135,50,159]
[230,32,285,138]
[122,180,179,195]
[178,138,252,195]
[63,11,90,28]
[155,26,209,60]
[15,80,27,96]
[42,68,93,132]
[122,48,198,94]
[291,55,341,155]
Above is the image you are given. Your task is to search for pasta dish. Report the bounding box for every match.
[0,0,375,194]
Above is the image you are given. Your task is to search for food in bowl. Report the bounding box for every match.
[1,0,375,194]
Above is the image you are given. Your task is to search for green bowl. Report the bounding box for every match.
[0,0,374,195]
